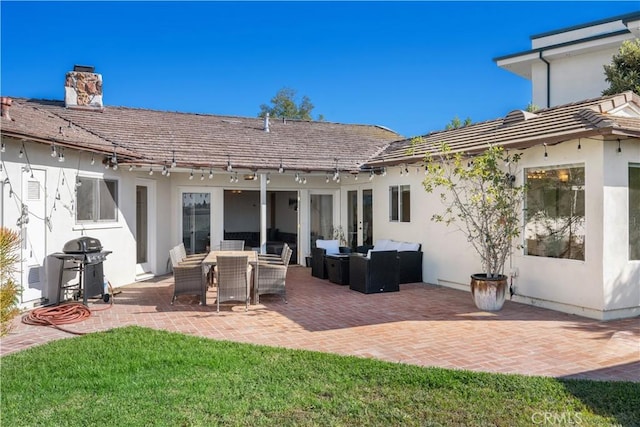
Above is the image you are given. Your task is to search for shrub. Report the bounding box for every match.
[0,227,21,336]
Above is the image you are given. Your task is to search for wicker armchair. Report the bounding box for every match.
[169,248,206,305]
[214,255,251,312]
[349,250,400,294]
[256,245,292,303]
[219,240,245,251]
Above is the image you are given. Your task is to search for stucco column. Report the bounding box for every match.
[260,173,267,254]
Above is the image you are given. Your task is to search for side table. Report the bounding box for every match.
[325,254,350,285]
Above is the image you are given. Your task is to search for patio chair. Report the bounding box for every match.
[311,239,350,279]
[214,255,252,312]
[176,242,207,261]
[256,244,292,303]
[219,240,245,251]
[349,250,400,294]
[258,243,290,264]
[169,248,206,305]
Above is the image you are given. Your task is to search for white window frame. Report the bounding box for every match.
[630,163,640,261]
[524,163,585,260]
[76,176,119,223]
[389,184,410,223]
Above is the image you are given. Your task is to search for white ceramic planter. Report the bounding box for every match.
[470,274,508,311]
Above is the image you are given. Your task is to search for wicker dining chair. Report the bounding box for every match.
[256,245,292,303]
[214,255,251,312]
[258,243,290,264]
[219,240,245,251]
[176,242,207,261]
[169,248,206,305]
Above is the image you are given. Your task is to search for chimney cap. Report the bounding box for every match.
[73,65,95,73]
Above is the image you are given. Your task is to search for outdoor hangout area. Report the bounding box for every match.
[2,264,638,383]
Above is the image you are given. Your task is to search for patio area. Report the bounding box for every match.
[2,266,638,382]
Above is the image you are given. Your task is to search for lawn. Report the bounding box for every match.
[1,326,638,426]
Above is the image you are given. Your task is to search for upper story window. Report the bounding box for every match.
[389,185,410,222]
[524,164,585,260]
[76,177,118,222]
[630,164,640,260]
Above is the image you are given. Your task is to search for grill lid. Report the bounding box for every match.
[63,236,103,254]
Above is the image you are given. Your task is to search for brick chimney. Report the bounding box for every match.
[65,65,103,109]
[1,97,12,121]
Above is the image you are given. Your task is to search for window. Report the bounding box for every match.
[389,185,410,222]
[76,177,118,222]
[525,164,585,260]
[630,164,640,260]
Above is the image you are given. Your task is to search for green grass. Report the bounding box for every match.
[1,326,638,426]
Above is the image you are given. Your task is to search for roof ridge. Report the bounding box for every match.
[12,97,400,136]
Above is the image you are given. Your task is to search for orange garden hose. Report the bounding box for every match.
[21,282,114,335]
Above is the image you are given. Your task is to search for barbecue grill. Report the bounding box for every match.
[51,237,112,305]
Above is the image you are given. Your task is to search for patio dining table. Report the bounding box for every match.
[202,250,259,304]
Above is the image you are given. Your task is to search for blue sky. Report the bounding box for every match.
[1,1,638,137]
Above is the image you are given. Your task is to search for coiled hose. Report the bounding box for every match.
[21,283,114,335]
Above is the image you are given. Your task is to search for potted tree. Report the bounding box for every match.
[420,141,526,311]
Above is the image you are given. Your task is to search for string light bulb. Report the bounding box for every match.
[58,150,65,162]
[577,139,581,150]
[149,167,154,176]
[543,143,548,158]
[617,138,622,154]
[18,146,24,158]
[51,144,57,157]
[0,142,5,152]
[200,171,205,181]
[91,154,95,165]
[209,168,213,179]
[189,169,194,180]
[266,173,270,184]
[171,150,177,168]
[162,165,167,176]
[278,160,284,174]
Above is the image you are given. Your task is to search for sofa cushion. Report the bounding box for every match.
[399,241,421,252]
[374,239,392,250]
[316,239,340,255]
[386,240,403,251]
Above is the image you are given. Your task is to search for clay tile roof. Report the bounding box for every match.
[0,98,140,161]
[4,98,401,172]
[366,91,640,166]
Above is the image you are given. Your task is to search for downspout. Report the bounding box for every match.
[539,51,551,108]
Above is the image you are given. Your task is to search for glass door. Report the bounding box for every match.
[347,187,373,250]
[182,192,210,254]
[310,194,333,248]
[136,186,148,265]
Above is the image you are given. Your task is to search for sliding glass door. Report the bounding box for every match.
[182,192,211,254]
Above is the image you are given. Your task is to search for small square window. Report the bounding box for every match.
[389,185,410,222]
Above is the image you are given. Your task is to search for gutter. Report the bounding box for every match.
[539,51,551,108]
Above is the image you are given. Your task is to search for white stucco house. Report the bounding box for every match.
[1,12,639,320]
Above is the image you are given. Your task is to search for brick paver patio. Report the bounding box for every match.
[2,266,638,382]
